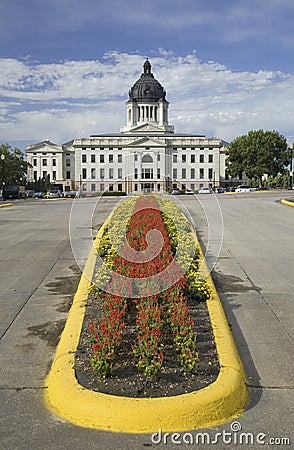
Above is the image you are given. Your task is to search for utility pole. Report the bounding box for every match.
[1,154,5,198]
[290,144,293,190]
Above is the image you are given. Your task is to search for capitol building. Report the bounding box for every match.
[26,59,232,193]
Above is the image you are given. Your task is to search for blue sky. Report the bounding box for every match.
[1,0,294,151]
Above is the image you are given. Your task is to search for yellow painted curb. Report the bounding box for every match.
[44,206,247,433]
[0,203,13,208]
[281,198,294,207]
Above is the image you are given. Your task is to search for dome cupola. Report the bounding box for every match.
[128,59,167,102]
[121,59,174,134]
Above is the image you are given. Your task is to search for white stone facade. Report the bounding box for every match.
[26,60,233,192]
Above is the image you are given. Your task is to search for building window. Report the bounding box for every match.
[142,154,153,163]
[191,154,195,163]
[173,154,177,163]
[118,183,123,192]
[66,171,70,179]
[66,159,70,166]
[200,154,204,163]
[33,171,37,180]
[157,153,160,161]
[53,171,56,180]
[209,154,213,163]
[82,154,87,163]
[91,183,96,191]
[91,154,96,163]
[191,168,195,179]
[134,153,138,162]
[118,168,122,179]
[33,159,37,166]
[100,168,104,179]
[100,183,104,191]
[42,159,47,166]
[142,168,153,179]
[82,147,86,150]
[157,183,161,191]
[157,168,160,179]
[109,154,113,163]
[191,183,195,190]
[200,168,204,179]
[91,147,95,151]
[52,158,56,166]
[91,168,96,179]
[109,168,114,179]
[182,154,186,163]
[82,168,87,179]
[173,168,177,179]
[100,155,104,163]
[134,183,138,191]
[208,168,213,179]
[182,168,186,179]
[42,171,47,179]
[118,154,122,163]
[134,168,138,179]
[109,184,114,192]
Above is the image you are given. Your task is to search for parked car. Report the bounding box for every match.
[3,185,26,199]
[198,187,211,194]
[46,190,60,198]
[185,189,194,195]
[214,186,226,194]
[171,188,181,195]
[235,185,252,192]
[25,190,35,198]
[33,192,44,199]
[86,192,95,197]
[64,191,77,198]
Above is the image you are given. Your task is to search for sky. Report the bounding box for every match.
[1,0,294,152]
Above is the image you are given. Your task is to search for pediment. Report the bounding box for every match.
[127,136,167,147]
[26,141,63,153]
[129,123,166,133]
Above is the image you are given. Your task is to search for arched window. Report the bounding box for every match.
[142,154,153,163]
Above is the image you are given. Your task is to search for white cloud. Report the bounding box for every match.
[1,51,294,147]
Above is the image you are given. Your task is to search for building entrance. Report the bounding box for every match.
[141,183,154,192]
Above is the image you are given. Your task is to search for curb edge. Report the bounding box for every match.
[44,206,247,433]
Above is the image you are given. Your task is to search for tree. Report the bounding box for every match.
[226,130,290,187]
[0,144,28,186]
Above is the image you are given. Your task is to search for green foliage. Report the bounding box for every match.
[0,144,28,186]
[226,130,290,187]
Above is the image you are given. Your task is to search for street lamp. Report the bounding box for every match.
[1,154,5,198]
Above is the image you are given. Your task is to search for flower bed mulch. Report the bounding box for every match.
[75,195,220,398]
[75,294,219,398]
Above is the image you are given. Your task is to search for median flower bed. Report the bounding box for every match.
[75,195,219,397]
